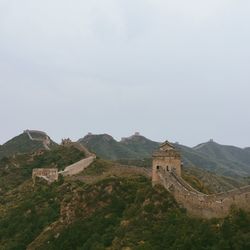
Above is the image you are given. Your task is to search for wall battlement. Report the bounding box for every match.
[152,141,250,218]
[24,129,51,150]
[32,168,58,183]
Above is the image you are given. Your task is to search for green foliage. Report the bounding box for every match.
[0,146,85,194]
[0,133,57,160]
[78,134,159,160]
[79,133,250,179]
[30,146,85,171]
[0,182,60,250]
[83,159,111,175]
[176,142,250,179]
[182,171,211,194]
[0,153,249,250]
[36,178,250,250]
[117,158,152,168]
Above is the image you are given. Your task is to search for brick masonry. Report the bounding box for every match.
[152,141,250,218]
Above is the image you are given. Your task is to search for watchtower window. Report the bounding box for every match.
[167,166,169,171]
[156,166,160,170]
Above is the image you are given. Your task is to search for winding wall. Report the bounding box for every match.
[24,130,51,150]
[157,167,250,218]
[59,156,96,176]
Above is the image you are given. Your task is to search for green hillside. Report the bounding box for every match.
[0,159,249,250]
[120,134,160,158]
[0,146,85,195]
[78,133,159,161]
[78,133,250,179]
[78,134,138,160]
[182,166,247,193]
[192,141,250,177]
[0,132,57,160]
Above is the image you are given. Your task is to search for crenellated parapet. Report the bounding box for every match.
[153,141,250,218]
[152,141,182,186]
[32,168,58,183]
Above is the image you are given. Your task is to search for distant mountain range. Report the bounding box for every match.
[78,133,159,160]
[78,133,250,179]
[1,131,250,179]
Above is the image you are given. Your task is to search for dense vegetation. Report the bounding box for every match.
[0,146,85,194]
[0,168,249,249]
[0,134,249,249]
[116,158,152,168]
[182,166,248,193]
[0,180,61,250]
[0,133,47,160]
[34,178,250,249]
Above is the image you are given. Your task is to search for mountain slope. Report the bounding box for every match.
[1,161,249,250]
[0,145,86,194]
[78,134,138,160]
[193,140,250,177]
[120,133,160,158]
[78,133,159,161]
[0,131,57,160]
[78,134,250,179]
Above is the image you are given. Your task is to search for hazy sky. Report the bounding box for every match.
[0,0,250,147]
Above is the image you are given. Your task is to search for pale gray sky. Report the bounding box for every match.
[0,0,250,147]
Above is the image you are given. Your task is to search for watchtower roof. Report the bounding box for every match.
[159,141,175,150]
[153,140,180,157]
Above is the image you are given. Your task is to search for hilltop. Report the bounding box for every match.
[1,131,250,190]
[78,132,159,160]
[192,140,250,177]
[0,130,57,160]
[78,133,250,179]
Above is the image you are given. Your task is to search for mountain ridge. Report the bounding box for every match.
[78,133,250,179]
[0,130,57,160]
[1,131,250,179]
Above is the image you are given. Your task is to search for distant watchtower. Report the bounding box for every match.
[152,141,182,186]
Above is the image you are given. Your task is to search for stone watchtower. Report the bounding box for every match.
[152,141,182,186]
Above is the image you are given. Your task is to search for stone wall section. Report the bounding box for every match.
[157,168,250,218]
[24,129,51,150]
[59,155,96,176]
[153,141,250,218]
[32,168,58,183]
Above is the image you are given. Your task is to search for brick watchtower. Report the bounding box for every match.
[152,141,182,186]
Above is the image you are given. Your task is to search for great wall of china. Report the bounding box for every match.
[152,141,250,218]
[24,130,51,150]
[32,138,96,183]
[28,130,250,218]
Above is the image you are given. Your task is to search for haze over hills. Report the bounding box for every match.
[193,140,250,176]
[78,132,250,179]
[120,133,160,158]
[1,130,250,180]
[78,132,159,160]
